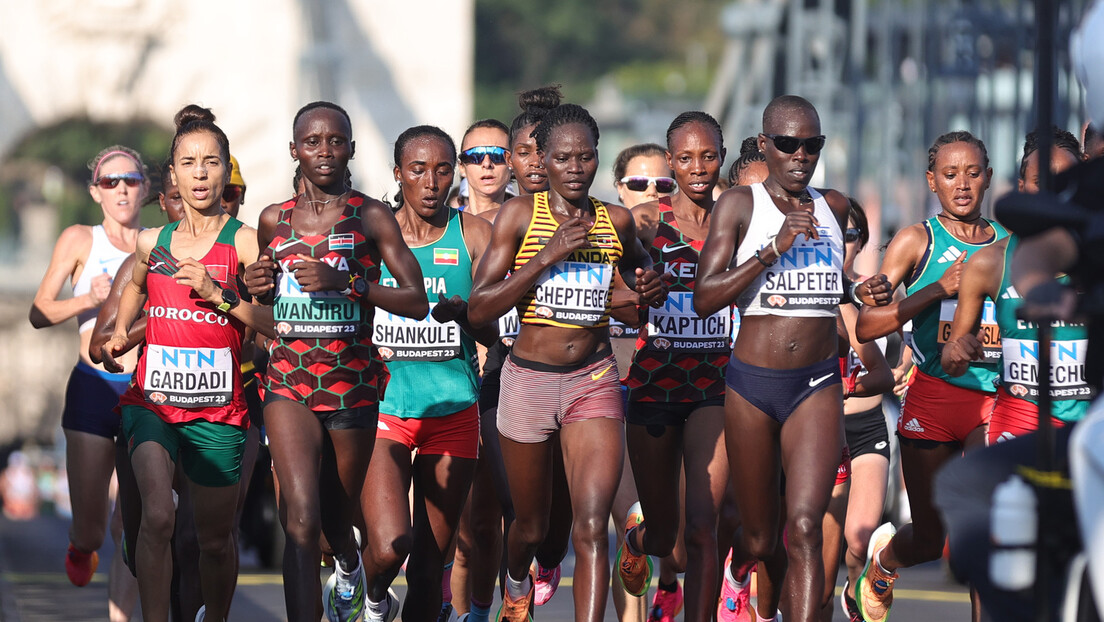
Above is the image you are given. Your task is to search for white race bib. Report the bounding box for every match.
[938,299,1000,360]
[1002,338,1093,400]
[532,260,612,327]
[274,272,361,338]
[144,345,234,408]
[645,292,731,352]
[373,302,462,362]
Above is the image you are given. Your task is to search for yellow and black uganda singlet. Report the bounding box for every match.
[515,192,623,328]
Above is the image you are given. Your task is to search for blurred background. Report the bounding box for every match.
[0,0,1093,513]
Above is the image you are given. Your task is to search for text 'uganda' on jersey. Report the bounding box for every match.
[119,218,248,426]
[735,183,843,318]
[625,197,730,403]
[514,191,623,328]
[264,193,387,411]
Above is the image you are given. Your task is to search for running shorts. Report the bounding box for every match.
[264,391,379,430]
[498,351,623,444]
[61,361,130,439]
[845,405,891,460]
[724,356,841,425]
[377,403,480,459]
[626,397,725,428]
[898,370,994,444]
[987,387,1063,445]
[121,405,246,487]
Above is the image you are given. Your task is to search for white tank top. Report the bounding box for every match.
[735,183,843,318]
[72,225,131,333]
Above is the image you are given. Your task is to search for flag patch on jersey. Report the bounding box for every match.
[329,233,355,250]
[434,248,459,265]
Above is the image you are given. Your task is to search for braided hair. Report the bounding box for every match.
[510,85,562,145]
[390,125,457,208]
[927,130,989,172]
[666,111,724,151]
[530,104,600,152]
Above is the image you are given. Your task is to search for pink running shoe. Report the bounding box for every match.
[532,562,560,606]
[717,549,753,622]
[648,580,684,622]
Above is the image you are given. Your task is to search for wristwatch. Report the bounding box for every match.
[342,273,369,299]
[849,280,864,306]
[217,288,241,313]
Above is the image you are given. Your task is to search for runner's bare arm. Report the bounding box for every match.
[102,228,157,371]
[89,253,147,363]
[941,242,1003,377]
[823,190,891,306]
[435,212,499,346]
[30,225,97,328]
[469,196,587,326]
[243,202,286,304]
[1011,228,1081,323]
[856,224,961,342]
[840,303,894,397]
[611,203,666,307]
[694,187,757,316]
[362,199,429,320]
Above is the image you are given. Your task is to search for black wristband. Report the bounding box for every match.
[755,249,775,267]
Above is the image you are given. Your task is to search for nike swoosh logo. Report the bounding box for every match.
[99,257,115,264]
[591,365,613,381]
[661,242,690,253]
[274,239,299,253]
[809,373,833,387]
[149,261,166,272]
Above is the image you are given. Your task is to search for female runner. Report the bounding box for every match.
[101,105,274,622]
[854,131,1008,622]
[243,101,427,622]
[30,144,145,615]
[358,125,495,622]
[696,96,888,622]
[468,103,666,622]
[618,112,730,622]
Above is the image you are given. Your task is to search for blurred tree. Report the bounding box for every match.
[0,118,171,236]
[475,0,727,121]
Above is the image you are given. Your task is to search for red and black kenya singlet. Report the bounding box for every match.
[265,192,386,411]
[623,197,730,402]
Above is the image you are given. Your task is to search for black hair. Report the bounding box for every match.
[927,130,989,172]
[292,101,352,134]
[159,158,174,194]
[531,104,600,152]
[612,143,666,184]
[292,165,302,195]
[762,95,819,131]
[170,105,231,180]
[666,111,724,151]
[847,197,870,250]
[462,119,510,148]
[1019,126,1082,179]
[510,85,563,145]
[1086,123,1102,145]
[390,125,457,208]
[727,136,766,186]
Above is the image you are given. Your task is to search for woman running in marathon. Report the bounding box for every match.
[468,102,667,622]
[358,125,495,622]
[618,111,730,622]
[452,109,536,622]
[243,101,427,622]
[608,141,673,622]
[29,144,146,614]
[853,130,1008,622]
[99,105,273,622]
[825,199,895,622]
[727,136,769,189]
[696,95,888,622]
[942,127,1089,443]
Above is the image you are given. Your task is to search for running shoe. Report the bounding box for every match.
[857,522,898,622]
[365,588,400,622]
[716,549,752,622]
[532,561,561,606]
[839,578,863,622]
[323,552,368,622]
[194,605,206,622]
[438,602,458,622]
[617,502,653,597]
[65,543,98,587]
[648,580,684,622]
[494,571,534,622]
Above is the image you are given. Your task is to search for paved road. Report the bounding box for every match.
[0,513,970,621]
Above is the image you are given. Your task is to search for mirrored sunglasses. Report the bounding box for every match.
[620,176,677,193]
[95,172,144,189]
[460,146,508,165]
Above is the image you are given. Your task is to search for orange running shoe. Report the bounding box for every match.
[65,543,98,587]
[858,522,899,622]
[495,570,534,622]
[617,502,653,597]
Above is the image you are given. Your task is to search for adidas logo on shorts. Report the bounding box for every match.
[903,417,925,433]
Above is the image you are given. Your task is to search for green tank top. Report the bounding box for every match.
[374,208,478,418]
[906,215,1008,391]
[996,236,1092,421]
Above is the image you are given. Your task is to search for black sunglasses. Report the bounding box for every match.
[460,146,508,165]
[845,227,862,243]
[763,134,826,155]
[620,176,677,194]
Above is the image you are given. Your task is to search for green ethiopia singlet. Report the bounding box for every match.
[906,215,1008,391]
[373,208,479,418]
[996,235,1093,421]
